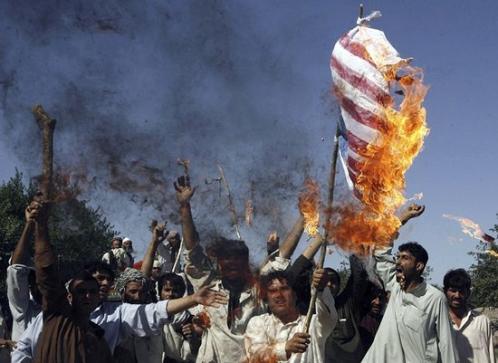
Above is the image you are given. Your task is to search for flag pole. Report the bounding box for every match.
[303,124,340,333]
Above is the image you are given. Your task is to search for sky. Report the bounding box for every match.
[0,0,496,284]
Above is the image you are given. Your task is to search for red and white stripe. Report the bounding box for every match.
[331,27,396,195]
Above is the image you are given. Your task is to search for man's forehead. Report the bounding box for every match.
[397,250,414,258]
[126,280,143,288]
[268,278,289,288]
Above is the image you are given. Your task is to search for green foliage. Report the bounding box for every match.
[468,216,498,307]
[0,172,117,313]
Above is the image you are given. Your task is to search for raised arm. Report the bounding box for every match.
[141,221,167,278]
[301,237,323,261]
[11,206,36,265]
[278,215,304,259]
[32,201,66,314]
[174,176,198,251]
[286,237,323,287]
[8,205,40,341]
[373,204,425,290]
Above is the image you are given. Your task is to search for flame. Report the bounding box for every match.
[193,310,211,329]
[247,348,278,363]
[298,179,320,237]
[245,199,254,226]
[443,214,495,243]
[406,192,423,203]
[329,65,429,254]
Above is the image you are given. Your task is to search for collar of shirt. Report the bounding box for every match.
[451,309,475,331]
[270,312,303,330]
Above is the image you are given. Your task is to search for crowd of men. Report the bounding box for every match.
[0,175,495,362]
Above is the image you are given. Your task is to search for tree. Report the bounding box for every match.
[0,171,117,323]
[468,216,498,307]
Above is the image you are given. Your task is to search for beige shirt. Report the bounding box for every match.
[451,309,495,363]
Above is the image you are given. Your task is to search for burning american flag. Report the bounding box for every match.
[327,12,429,253]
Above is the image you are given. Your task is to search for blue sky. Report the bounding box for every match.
[0,0,496,283]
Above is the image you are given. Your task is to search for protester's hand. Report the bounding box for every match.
[193,285,228,307]
[400,204,425,225]
[181,323,194,339]
[192,321,205,335]
[285,333,310,357]
[25,202,39,224]
[26,199,50,225]
[312,268,328,291]
[151,220,168,243]
[174,176,196,205]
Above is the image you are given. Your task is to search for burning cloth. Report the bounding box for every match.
[328,15,429,253]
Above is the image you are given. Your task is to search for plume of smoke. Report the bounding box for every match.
[0,1,337,260]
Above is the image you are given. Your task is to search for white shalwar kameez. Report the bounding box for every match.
[362,246,459,363]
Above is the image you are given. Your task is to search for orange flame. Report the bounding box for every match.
[193,310,211,329]
[298,179,320,237]
[247,349,278,363]
[443,214,495,243]
[329,65,429,254]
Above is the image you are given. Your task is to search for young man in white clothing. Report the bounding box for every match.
[444,268,495,363]
[244,268,337,362]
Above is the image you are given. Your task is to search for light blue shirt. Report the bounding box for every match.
[11,300,169,363]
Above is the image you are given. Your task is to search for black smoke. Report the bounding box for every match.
[0,0,342,260]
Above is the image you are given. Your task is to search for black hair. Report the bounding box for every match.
[84,261,115,281]
[259,270,295,302]
[68,270,99,294]
[398,242,428,267]
[443,268,471,292]
[158,273,186,297]
[323,267,341,287]
[208,237,249,260]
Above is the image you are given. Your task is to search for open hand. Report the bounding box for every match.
[174,176,196,205]
[285,333,310,357]
[193,285,228,307]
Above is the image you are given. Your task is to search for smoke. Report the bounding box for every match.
[0,0,338,260]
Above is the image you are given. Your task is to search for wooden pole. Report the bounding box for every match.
[303,125,340,333]
[32,105,56,202]
[218,164,242,240]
